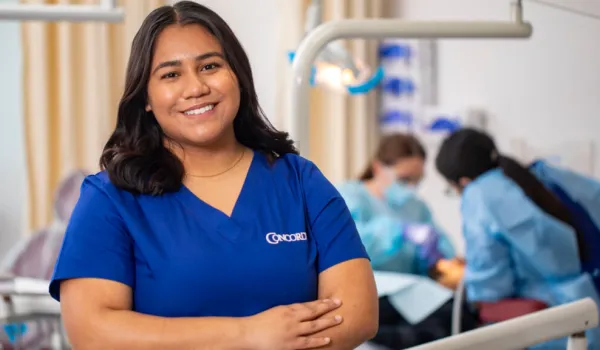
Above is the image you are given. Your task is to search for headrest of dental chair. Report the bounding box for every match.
[4,169,88,279]
[451,278,548,335]
[478,299,548,324]
[54,169,88,223]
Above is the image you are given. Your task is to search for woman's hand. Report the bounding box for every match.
[403,224,444,268]
[435,258,465,290]
[242,299,344,350]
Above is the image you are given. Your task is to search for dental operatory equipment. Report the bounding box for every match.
[288,0,532,156]
[369,271,599,350]
[0,171,86,349]
[407,297,598,350]
[0,0,123,22]
[288,0,385,95]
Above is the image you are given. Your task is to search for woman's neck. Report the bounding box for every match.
[170,136,247,178]
[363,178,383,199]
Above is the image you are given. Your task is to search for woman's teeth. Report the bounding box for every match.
[185,104,214,115]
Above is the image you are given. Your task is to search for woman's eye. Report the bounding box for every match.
[161,72,179,79]
[201,63,221,71]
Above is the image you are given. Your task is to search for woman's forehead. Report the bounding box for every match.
[152,24,222,63]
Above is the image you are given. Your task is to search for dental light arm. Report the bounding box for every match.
[305,0,323,34]
[0,0,123,22]
[288,1,532,156]
[407,298,598,350]
[303,0,361,83]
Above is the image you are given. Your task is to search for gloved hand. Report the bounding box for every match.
[402,224,444,269]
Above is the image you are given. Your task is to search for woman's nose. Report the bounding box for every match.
[183,73,210,99]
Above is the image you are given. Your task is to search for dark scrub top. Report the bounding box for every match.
[50,151,369,317]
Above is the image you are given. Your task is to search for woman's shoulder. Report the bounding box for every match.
[269,152,321,180]
[465,169,519,202]
[83,171,124,193]
[274,152,313,170]
[271,152,340,193]
[465,169,549,229]
[78,171,139,208]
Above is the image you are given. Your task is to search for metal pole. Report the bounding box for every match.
[100,0,118,10]
[406,298,598,350]
[0,4,124,22]
[289,19,533,156]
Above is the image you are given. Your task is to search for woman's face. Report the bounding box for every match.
[374,156,425,187]
[146,24,240,148]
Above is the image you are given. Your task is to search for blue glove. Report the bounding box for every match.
[403,224,444,268]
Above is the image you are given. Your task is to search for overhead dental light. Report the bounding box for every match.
[288,0,384,95]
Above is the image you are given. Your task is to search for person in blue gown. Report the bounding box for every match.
[337,133,477,349]
[337,133,461,286]
[436,128,600,349]
[530,160,600,230]
[529,160,600,292]
[48,2,378,349]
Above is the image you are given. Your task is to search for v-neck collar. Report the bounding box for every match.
[176,150,261,242]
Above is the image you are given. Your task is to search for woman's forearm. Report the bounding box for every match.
[308,307,378,350]
[70,309,250,350]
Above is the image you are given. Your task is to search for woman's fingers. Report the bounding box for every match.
[293,336,332,349]
[299,315,343,335]
[293,299,342,321]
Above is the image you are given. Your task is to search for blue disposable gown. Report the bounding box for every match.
[530,160,600,293]
[530,160,600,232]
[337,180,455,275]
[461,169,600,348]
[337,180,456,324]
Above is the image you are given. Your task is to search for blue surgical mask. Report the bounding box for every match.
[384,181,417,208]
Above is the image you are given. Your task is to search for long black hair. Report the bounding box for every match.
[360,133,426,180]
[100,1,297,195]
[435,128,587,258]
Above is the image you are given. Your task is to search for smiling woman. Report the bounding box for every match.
[48,1,378,350]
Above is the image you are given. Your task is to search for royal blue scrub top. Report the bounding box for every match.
[49,151,369,317]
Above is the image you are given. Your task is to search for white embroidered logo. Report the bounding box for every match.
[266,232,307,245]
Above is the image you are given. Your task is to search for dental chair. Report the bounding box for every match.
[451,279,548,335]
[357,273,549,350]
[0,170,87,349]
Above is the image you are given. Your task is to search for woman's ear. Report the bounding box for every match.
[371,160,383,175]
[458,177,472,189]
[145,104,152,112]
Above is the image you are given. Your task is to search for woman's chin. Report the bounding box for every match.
[182,128,235,148]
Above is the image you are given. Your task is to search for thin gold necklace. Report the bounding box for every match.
[187,148,246,178]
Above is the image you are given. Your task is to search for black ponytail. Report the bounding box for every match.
[497,155,587,259]
[436,128,587,260]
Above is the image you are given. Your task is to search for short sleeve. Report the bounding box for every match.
[302,163,369,273]
[49,176,135,301]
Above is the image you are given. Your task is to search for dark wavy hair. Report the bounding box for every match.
[100,1,297,195]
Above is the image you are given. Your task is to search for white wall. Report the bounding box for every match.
[0,0,27,259]
[395,0,600,253]
[192,0,284,128]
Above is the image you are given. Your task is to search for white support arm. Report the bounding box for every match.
[289,19,532,156]
[406,298,598,350]
[0,3,123,22]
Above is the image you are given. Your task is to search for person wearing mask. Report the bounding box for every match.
[337,133,461,284]
[338,133,475,349]
[435,128,600,349]
[49,2,378,349]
